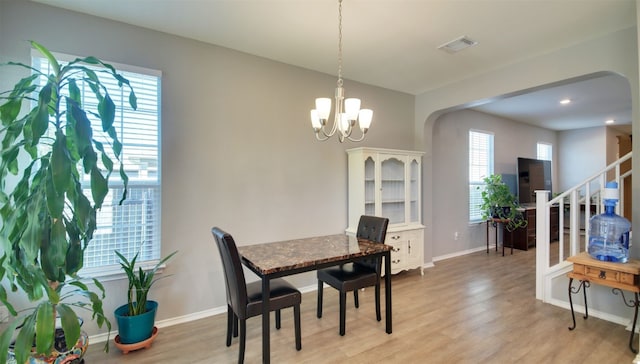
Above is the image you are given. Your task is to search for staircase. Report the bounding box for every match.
[534,151,632,302]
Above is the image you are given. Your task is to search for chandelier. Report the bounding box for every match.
[310,0,372,142]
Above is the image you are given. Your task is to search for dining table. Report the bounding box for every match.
[237,233,393,364]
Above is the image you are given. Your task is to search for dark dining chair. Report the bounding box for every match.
[211,227,302,363]
[316,215,389,336]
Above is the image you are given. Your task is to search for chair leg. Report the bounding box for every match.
[275,309,281,330]
[239,319,246,364]
[339,291,346,336]
[233,313,239,337]
[375,283,381,322]
[294,304,302,351]
[317,280,323,318]
[354,289,359,308]
[226,305,233,347]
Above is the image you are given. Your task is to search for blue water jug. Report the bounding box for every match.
[587,181,631,263]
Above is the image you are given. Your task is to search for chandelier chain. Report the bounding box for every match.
[337,0,343,87]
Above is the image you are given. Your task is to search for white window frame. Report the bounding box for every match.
[469,130,494,222]
[32,50,163,279]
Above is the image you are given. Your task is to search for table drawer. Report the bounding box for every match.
[574,263,637,285]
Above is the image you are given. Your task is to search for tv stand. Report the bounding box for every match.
[503,205,559,250]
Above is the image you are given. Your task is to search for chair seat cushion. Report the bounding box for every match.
[246,278,301,318]
[318,263,378,292]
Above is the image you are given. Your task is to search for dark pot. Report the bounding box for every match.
[491,206,511,219]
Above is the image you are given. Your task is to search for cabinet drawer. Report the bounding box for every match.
[387,240,407,267]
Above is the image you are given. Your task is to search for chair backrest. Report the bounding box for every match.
[356,215,389,243]
[355,215,389,272]
[212,227,249,319]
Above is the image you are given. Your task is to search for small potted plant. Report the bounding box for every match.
[479,174,527,231]
[113,249,177,351]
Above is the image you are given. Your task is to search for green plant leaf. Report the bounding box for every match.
[31,41,60,76]
[65,239,83,276]
[98,93,115,132]
[30,84,52,146]
[50,131,71,196]
[69,101,92,155]
[0,317,22,364]
[35,302,54,354]
[14,312,36,364]
[90,166,108,208]
[57,304,80,351]
[45,171,64,218]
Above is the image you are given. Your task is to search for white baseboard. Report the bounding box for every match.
[89,283,320,345]
[433,245,491,262]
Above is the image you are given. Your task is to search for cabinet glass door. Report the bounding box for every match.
[410,159,419,223]
[364,157,375,216]
[381,157,405,224]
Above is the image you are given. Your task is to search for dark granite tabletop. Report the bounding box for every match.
[238,234,392,275]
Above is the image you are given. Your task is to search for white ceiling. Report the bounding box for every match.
[32,0,636,131]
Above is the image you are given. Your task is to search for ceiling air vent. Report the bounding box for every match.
[438,36,478,53]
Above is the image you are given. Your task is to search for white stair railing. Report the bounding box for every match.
[535,151,632,301]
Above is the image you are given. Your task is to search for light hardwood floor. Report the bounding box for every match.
[84,247,637,363]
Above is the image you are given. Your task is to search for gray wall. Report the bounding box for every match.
[431,109,557,258]
[0,0,415,337]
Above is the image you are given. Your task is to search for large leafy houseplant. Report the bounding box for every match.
[0,41,136,363]
[478,174,527,231]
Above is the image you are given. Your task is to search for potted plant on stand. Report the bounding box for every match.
[0,41,135,364]
[113,249,177,354]
[479,174,527,232]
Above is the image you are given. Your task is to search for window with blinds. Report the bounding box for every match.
[537,142,552,161]
[32,52,162,275]
[469,130,494,222]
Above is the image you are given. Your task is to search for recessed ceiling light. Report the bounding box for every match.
[560,98,571,105]
[605,119,615,124]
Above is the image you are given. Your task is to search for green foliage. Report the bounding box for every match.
[0,41,135,364]
[115,249,177,316]
[478,174,528,232]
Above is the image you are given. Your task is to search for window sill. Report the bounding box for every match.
[79,260,165,283]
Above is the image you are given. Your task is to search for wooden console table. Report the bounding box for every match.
[567,252,640,353]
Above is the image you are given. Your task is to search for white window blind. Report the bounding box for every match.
[537,142,552,161]
[469,130,494,222]
[32,52,162,275]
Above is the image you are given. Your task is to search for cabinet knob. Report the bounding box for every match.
[599,270,607,279]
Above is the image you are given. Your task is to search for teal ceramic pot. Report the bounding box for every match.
[114,300,158,344]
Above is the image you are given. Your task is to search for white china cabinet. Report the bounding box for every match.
[346,148,425,275]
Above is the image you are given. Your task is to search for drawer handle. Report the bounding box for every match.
[392,247,400,252]
[392,259,401,264]
[391,235,401,240]
[599,270,607,279]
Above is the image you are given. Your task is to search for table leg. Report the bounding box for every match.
[628,292,639,354]
[262,277,270,364]
[384,250,392,334]
[486,221,489,254]
[494,222,498,252]
[568,277,577,330]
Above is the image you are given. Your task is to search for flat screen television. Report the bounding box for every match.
[517,157,552,204]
